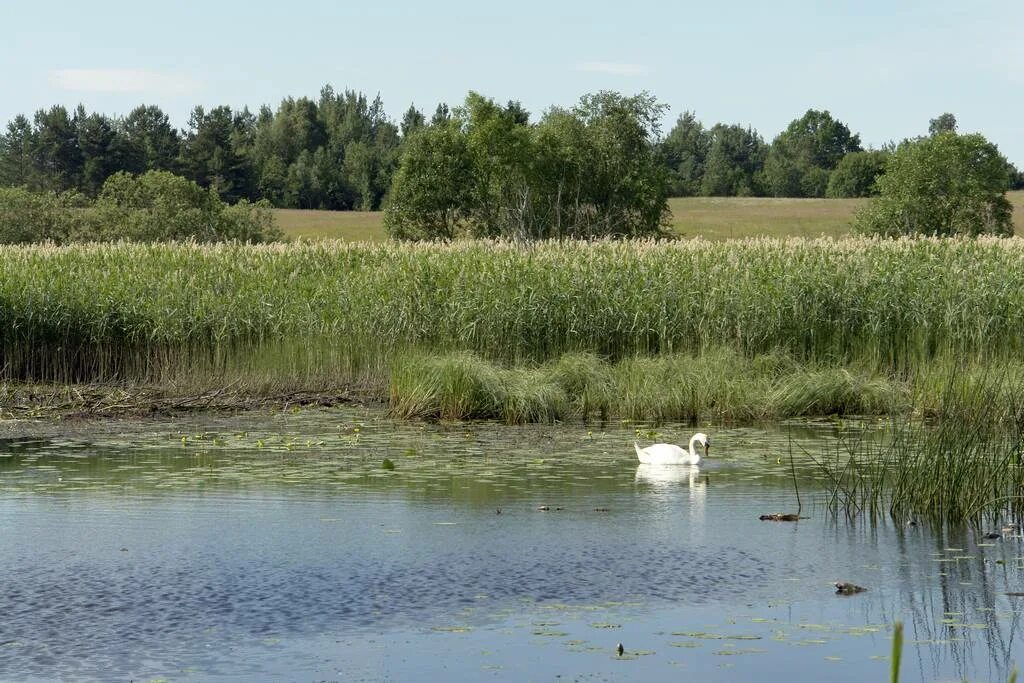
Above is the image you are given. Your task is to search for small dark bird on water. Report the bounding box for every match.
[616,643,624,657]
[835,582,867,595]
[496,508,502,515]
[983,531,1001,540]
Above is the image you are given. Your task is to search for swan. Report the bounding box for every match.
[634,432,710,465]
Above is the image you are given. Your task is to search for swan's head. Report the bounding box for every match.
[694,432,710,457]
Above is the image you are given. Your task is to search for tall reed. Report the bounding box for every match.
[3,237,1024,384]
[812,368,1024,523]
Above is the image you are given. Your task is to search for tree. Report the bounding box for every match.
[32,105,83,192]
[179,106,252,202]
[1009,162,1024,191]
[385,90,671,240]
[384,122,474,239]
[661,111,710,196]
[122,105,180,174]
[431,103,452,126]
[569,91,669,236]
[0,115,37,187]
[76,110,123,195]
[825,150,888,198]
[855,132,1013,237]
[700,124,766,196]
[929,113,957,136]
[459,91,534,237]
[764,109,861,197]
[0,186,89,243]
[400,105,425,138]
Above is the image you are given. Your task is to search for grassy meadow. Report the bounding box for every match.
[274,190,1024,241]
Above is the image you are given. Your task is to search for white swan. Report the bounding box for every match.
[634,432,710,465]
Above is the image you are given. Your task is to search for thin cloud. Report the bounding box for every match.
[49,69,200,95]
[574,61,649,76]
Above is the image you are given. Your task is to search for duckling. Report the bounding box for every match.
[759,513,802,522]
[835,582,867,595]
[616,643,625,657]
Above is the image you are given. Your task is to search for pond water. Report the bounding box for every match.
[0,407,1021,682]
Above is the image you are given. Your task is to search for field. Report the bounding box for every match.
[274,191,1024,241]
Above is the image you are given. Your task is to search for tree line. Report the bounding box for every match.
[3,87,1021,212]
[0,86,402,210]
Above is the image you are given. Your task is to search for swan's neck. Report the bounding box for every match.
[687,435,699,457]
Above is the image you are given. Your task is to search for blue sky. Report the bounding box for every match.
[4,0,1022,164]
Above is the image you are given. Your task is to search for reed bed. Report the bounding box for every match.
[3,237,1024,385]
[811,370,1024,523]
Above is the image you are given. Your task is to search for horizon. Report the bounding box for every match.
[4,0,1022,165]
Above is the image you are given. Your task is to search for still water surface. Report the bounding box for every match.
[0,408,1022,682]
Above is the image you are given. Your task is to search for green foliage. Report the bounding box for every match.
[699,124,766,196]
[93,171,281,242]
[764,109,861,198]
[661,111,711,197]
[826,150,887,198]
[0,115,36,187]
[384,123,474,239]
[0,172,280,244]
[855,132,1013,237]
[122,105,181,174]
[179,105,254,203]
[386,90,670,240]
[928,113,957,136]
[0,186,90,243]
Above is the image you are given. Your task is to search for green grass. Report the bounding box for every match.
[269,191,1024,241]
[389,349,906,424]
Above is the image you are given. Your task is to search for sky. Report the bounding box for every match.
[3,0,1022,164]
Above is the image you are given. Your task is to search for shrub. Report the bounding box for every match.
[854,133,1013,237]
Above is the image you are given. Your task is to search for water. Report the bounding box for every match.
[0,408,1020,682]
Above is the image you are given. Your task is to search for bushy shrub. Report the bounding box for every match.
[92,171,282,242]
[0,171,282,244]
[855,133,1013,237]
[0,186,91,243]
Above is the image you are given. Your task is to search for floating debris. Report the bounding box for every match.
[759,513,804,522]
[381,458,395,471]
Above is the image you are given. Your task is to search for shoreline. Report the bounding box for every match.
[0,382,385,425]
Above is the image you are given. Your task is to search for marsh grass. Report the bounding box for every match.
[388,348,906,423]
[6,237,1024,428]
[7,237,1024,386]
[811,367,1024,523]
